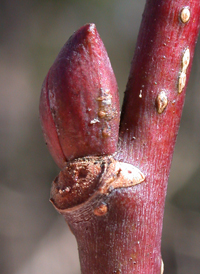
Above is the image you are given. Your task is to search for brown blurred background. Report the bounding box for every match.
[1,0,200,273]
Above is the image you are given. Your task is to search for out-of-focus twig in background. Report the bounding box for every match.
[1,1,200,273]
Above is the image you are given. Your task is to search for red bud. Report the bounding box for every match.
[39,24,120,169]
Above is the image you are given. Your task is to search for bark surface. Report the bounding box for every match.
[41,0,200,273]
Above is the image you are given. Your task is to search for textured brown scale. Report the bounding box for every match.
[50,156,145,211]
[50,157,106,209]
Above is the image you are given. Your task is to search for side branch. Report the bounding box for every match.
[115,0,200,272]
[119,0,200,165]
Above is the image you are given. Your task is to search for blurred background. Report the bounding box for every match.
[1,0,200,273]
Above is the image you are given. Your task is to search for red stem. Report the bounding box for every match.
[114,0,200,272]
[40,0,200,273]
[62,0,200,272]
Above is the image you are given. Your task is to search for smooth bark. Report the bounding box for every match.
[41,0,200,273]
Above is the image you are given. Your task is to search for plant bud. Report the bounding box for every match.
[39,24,120,169]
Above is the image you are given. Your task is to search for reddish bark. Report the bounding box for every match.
[114,0,200,272]
[39,0,200,273]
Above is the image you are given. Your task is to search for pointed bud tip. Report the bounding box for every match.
[40,24,120,169]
